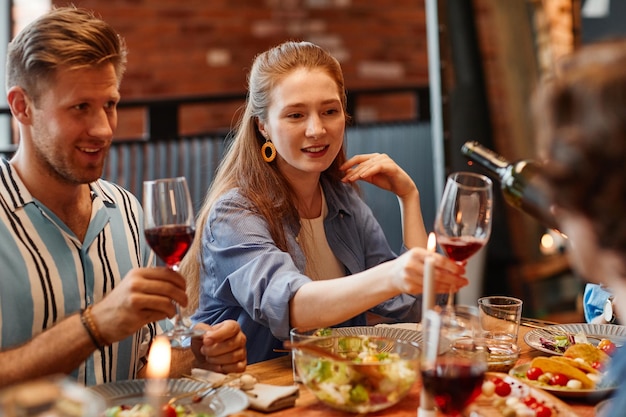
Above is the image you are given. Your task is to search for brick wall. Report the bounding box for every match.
[59,0,430,138]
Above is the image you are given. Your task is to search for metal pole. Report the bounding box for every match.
[426,0,445,204]
[0,0,11,148]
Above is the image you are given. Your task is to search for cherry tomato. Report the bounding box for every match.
[492,378,511,397]
[598,339,617,356]
[535,404,553,417]
[162,405,177,417]
[591,361,604,371]
[523,395,539,409]
[549,373,569,386]
[526,366,544,381]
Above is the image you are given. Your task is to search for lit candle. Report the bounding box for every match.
[422,232,437,314]
[146,336,171,417]
[419,232,437,417]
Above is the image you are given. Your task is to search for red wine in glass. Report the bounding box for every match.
[420,358,485,416]
[437,235,485,262]
[143,177,203,343]
[434,172,493,306]
[145,225,195,267]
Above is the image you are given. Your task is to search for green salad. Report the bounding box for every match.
[105,403,213,417]
[295,336,419,413]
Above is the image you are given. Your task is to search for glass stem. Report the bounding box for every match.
[169,263,186,330]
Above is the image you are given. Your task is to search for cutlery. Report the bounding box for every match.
[167,375,236,405]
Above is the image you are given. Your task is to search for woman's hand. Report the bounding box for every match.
[191,320,247,374]
[341,153,417,199]
[389,248,468,295]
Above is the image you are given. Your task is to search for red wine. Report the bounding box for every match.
[437,235,485,262]
[421,359,485,415]
[461,141,559,231]
[145,225,195,266]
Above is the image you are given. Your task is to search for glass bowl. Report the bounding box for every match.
[484,339,521,373]
[450,337,520,373]
[293,335,420,413]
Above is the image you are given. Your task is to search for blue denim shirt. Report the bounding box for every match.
[583,283,613,323]
[192,176,426,363]
[604,346,626,417]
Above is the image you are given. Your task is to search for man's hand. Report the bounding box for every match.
[91,267,188,344]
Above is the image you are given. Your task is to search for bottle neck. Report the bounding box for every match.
[461,141,509,177]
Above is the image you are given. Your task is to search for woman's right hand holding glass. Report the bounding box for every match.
[390,248,468,296]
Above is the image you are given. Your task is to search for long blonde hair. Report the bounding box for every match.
[181,41,351,312]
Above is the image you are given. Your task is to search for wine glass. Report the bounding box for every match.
[143,177,204,344]
[420,305,488,416]
[434,172,493,306]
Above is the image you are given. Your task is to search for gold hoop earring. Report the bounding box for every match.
[261,139,276,163]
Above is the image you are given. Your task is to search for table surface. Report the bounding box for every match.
[230,325,602,417]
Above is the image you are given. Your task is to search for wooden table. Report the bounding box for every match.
[233,326,601,417]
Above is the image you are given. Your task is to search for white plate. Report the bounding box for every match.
[509,363,616,400]
[89,379,248,417]
[467,371,579,416]
[332,325,422,345]
[524,323,626,355]
[596,399,613,417]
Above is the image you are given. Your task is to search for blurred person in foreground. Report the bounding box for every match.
[0,6,246,388]
[180,40,468,363]
[535,38,626,417]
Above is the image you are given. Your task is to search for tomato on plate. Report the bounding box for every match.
[526,366,544,381]
[162,404,177,417]
[535,404,553,417]
[598,339,617,356]
[490,377,511,397]
[549,373,569,386]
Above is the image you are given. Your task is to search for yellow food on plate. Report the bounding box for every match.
[529,357,594,388]
[563,343,610,365]
[550,356,599,374]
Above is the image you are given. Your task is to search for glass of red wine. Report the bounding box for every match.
[143,177,204,343]
[420,305,488,416]
[434,172,493,306]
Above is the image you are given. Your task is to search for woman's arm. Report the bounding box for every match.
[290,248,466,330]
[341,153,428,249]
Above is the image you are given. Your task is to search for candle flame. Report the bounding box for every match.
[427,232,436,253]
[147,336,171,379]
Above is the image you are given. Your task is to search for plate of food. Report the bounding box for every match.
[332,325,422,345]
[89,379,248,417]
[524,323,626,355]
[509,363,615,400]
[466,372,579,416]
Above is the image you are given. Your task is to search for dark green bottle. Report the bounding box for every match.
[461,141,559,231]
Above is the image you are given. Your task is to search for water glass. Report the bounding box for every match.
[478,296,523,343]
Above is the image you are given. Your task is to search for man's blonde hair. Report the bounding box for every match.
[6,6,127,103]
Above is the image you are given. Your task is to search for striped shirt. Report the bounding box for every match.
[0,159,161,386]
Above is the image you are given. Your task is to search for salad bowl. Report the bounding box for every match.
[292,335,420,413]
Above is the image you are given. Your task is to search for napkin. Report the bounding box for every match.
[246,383,299,412]
[190,368,299,412]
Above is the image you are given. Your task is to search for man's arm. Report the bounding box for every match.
[0,313,96,388]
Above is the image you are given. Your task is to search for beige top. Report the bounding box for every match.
[299,189,344,281]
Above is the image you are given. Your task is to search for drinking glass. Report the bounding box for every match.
[434,172,493,306]
[143,177,204,343]
[420,305,487,416]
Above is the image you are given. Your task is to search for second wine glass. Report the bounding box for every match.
[143,177,204,343]
[420,305,488,416]
[434,172,493,306]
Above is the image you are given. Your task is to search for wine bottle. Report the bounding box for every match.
[461,141,559,231]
